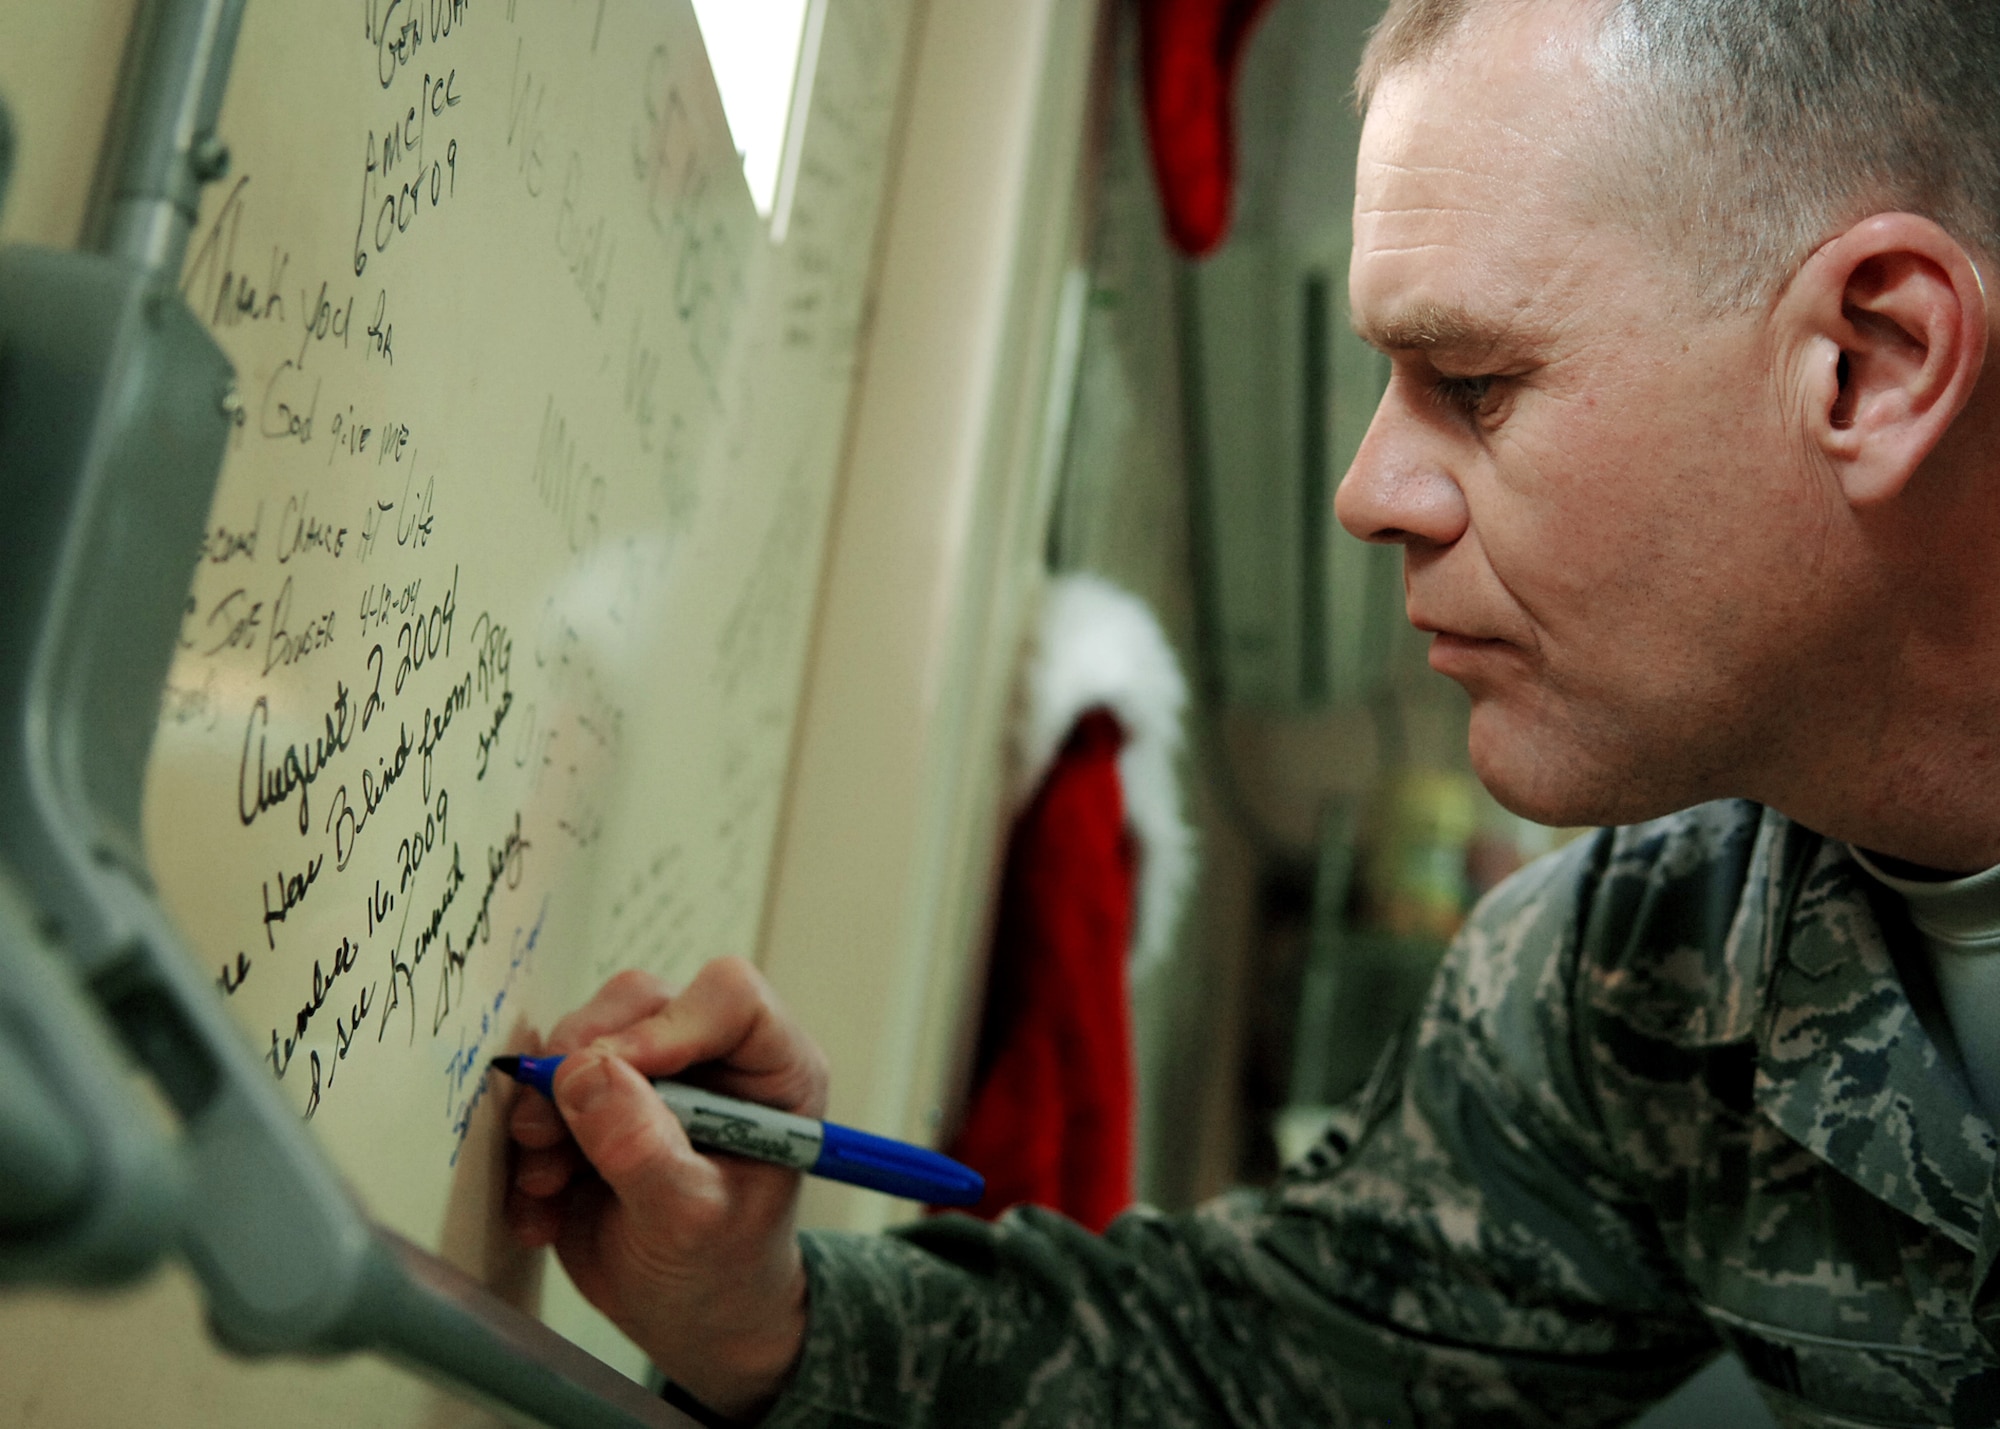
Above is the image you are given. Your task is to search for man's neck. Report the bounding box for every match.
[1760,596,2000,873]
[1752,406,2000,867]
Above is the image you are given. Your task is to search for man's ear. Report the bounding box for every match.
[1779,213,1988,507]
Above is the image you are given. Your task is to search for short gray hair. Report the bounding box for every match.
[1359,0,2000,309]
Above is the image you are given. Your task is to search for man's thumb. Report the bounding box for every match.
[554,1048,691,1203]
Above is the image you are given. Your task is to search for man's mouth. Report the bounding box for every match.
[1411,616,1515,677]
[1409,611,1507,644]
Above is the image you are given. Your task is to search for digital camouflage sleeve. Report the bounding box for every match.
[760,802,2000,1428]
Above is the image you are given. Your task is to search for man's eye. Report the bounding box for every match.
[1431,374,1499,418]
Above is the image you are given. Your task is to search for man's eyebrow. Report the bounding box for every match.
[1352,302,1515,356]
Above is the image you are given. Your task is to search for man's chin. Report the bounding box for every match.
[1466,706,1698,831]
[1471,761,1612,829]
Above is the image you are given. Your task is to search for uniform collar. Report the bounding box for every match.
[1754,823,1997,1252]
[1849,845,2000,951]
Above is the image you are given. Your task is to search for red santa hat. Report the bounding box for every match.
[943,575,1193,1231]
[1008,572,1194,975]
[1138,0,1278,256]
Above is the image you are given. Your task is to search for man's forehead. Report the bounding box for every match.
[1350,4,1607,352]
[1356,23,1595,210]
[1350,130,1572,360]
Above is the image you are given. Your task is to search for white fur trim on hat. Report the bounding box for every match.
[1011,573,1194,973]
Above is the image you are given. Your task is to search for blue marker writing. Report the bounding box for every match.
[490,1054,984,1207]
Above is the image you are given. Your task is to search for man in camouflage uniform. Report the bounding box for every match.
[505,0,2000,1424]
[771,807,2000,1426]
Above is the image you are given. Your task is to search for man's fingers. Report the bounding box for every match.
[596,959,768,1073]
[547,969,676,1055]
[554,1048,711,1209]
[599,958,829,1117]
[515,1141,579,1197]
[510,1086,568,1149]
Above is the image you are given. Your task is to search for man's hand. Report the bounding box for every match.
[505,958,827,1419]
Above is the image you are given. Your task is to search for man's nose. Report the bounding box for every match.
[1334,400,1471,548]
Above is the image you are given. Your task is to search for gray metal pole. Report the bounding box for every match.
[353,1234,707,1429]
[86,0,245,273]
[0,95,15,219]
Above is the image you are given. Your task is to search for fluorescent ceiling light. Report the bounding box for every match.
[691,0,825,240]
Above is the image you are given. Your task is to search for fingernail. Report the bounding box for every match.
[558,1054,612,1117]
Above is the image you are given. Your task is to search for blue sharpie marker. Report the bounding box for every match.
[490,1054,984,1207]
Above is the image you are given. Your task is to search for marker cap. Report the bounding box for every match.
[813,1123,985,1207]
